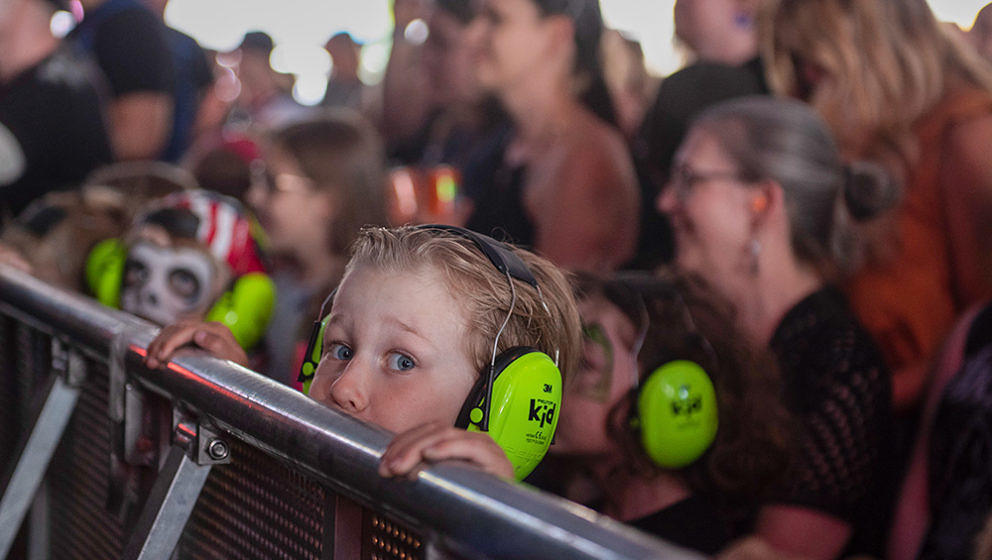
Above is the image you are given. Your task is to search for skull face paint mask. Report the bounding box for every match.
[120,242,220,326]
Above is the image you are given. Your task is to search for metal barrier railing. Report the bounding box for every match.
[0,264,702,560]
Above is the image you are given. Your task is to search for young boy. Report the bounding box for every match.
[145,225,581,479]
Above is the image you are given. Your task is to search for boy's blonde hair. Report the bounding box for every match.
[345,226,582,383]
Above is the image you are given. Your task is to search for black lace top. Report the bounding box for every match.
[769,286,895,556]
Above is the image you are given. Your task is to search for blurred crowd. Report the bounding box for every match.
[4,0,992,558]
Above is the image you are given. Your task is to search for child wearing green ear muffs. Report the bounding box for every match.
[86,189,275,353]
[146,225,582,483]
[547,270,795,556]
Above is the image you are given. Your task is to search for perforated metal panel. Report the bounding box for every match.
[0,315,22,472]
[364,512,425,560]
[0,311,427,560]
[0,318,51,471]
[48,359,126,560]
[0,316,40,560]
[177,438,326,560]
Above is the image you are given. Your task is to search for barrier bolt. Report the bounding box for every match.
[207,439,229,461]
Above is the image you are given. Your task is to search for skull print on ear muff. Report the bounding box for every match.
[84,190,274,351]
[298,225,562,480]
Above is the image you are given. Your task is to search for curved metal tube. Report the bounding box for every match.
[0,265,701,559]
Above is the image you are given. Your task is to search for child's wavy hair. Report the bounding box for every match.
[345,225,582,383]
[576,270,794,506]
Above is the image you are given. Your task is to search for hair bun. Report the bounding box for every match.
[842,161,900,222]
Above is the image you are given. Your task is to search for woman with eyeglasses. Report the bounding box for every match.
[657,96,897,559]
[461,0,639,272]
[548,271,792,556]
[245,113,390,386]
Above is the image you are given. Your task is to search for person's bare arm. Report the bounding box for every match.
[108,92,173,161]
[754,505,852,560]
[531,136,639,272]
[380,0,432,144]
[941,113,992,305]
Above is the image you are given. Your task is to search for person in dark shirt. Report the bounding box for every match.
[71,0,175,160]
[141,0,214,163]
[629,0,768,270]
[321,32,366,112]
[0,0,113,219]
[550,272,793,556]
[658,96,897,558]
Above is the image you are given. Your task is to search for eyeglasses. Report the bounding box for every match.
[667,163,743,201]
[250,160,315,195]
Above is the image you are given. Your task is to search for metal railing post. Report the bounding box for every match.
[0,341,84,558]
[122,421,229,560]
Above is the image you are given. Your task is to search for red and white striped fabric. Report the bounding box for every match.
[158,190,266,277]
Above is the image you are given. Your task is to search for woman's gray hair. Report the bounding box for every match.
[691,95,899,276]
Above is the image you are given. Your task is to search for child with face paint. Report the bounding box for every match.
[549,271,794,556]
[89,190,274,361]
[145,225,582,481]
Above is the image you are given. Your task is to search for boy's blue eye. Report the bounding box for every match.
[328,343,353,361]
[387,352,416,372]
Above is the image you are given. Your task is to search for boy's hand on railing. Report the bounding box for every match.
[379,422,514,481]
[145,321,250,370]
[0,243,32,273]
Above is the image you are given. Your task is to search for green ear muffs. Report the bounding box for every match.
[455,347,562,481]
[298,225,563,481]
[298,324,562,481]
[298,312,329,395]
[85,238,127,308]
[634,359,718,469]
[85,239,275,351]
[204,272,275,350]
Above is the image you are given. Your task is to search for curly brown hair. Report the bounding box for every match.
[576,269,795,506]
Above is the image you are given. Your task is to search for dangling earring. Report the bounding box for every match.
[749,238,761,276]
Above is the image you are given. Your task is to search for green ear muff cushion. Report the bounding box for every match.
[638,360,718,469]
[205,272,276,351]
[85,238,127,308]
[466,351,562,480]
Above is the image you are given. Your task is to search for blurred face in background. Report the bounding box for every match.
[674,0,745,54]
[326,34,360,79]
[424,7,481,106]
[555,294,640,457]
[468,0,561,96]
[657,127,755,302]
[235,49,278,104]
[971,5,992,63]
[247,148,335,258]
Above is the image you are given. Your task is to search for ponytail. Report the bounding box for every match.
[840,161,900,223]
[579,73,620,128]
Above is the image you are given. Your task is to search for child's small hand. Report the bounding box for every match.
[379,422,514,480]
[0,243,31,273]
[144,321,249,370]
